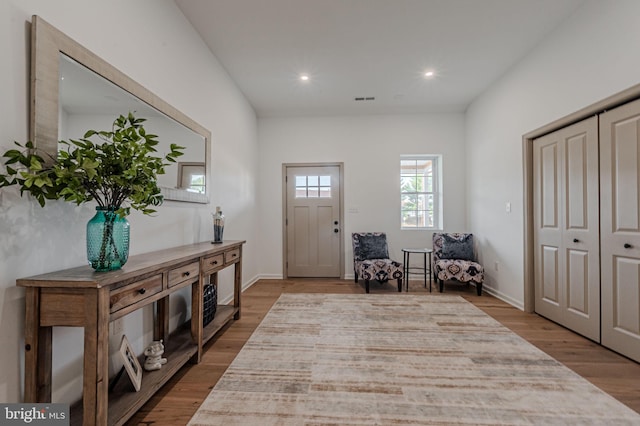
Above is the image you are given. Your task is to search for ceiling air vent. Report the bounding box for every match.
[354,97,375,101]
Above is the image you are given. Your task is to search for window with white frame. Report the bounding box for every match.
[400,155,442,229]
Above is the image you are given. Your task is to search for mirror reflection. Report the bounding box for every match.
[58,54,207,195]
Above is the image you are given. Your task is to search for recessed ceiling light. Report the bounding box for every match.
[424,70,435,78]
[300,74,310,81]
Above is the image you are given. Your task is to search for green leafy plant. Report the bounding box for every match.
[0,112,184,217]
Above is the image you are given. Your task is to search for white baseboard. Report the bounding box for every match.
[255,273,284,280]
[219,274,261,305]
[225,275,524,312]
[482,285,524,311]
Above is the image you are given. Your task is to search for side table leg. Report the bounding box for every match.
[403,251,409,292]
[423,252,427,290]
[428,252,432,292]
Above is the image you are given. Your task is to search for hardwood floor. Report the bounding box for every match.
[127,278,640,425]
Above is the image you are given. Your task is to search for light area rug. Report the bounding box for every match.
[189,294,640,425]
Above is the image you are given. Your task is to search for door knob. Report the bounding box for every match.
[334,229,339,233]
[334,221,339,225]
[573,238,579,243]
[624,243,633,249]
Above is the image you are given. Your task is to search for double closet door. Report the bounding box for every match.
[534,98,640,362]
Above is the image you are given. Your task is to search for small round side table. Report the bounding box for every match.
[402,248,433,292]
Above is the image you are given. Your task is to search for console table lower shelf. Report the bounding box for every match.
[70,305,237,426]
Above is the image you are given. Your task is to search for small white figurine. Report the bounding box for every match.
[143,340,167,371]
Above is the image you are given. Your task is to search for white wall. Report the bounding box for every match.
[257,113,466,278]
[0,0,258,403]
[466,0,640,308]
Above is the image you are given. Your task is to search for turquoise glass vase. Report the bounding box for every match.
[86,207,130,271]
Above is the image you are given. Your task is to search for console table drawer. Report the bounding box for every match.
[225,248,240,264]
[202,254,224,274]
[110,274,163,313]
[168,261,199,288]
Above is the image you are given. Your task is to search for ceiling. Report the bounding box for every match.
[175,0,585,117]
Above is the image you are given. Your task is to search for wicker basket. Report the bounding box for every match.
[203,284,217,326]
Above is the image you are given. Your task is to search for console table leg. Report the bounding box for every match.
[82,289,110,426]
[24,287,52,403]
[191,276,203,363]
[155,297,170,342]
[234,257,242,320]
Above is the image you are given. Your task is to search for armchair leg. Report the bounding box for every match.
[476,283,483,296]
[354,270,359,283]
[365,279,370,293]
[439,279,444,293]
[397,279,402,292]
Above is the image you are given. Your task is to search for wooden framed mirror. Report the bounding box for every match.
[30,15,211,204]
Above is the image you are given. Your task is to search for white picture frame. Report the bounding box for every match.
[119,335,142,392]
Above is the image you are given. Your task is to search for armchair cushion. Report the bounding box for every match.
[353,232,389,260]
[440,233,475,261]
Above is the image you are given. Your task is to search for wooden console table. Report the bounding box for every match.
[17,240,245,426]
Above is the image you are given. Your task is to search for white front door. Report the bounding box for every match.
[533,116,600,342]
[285,165,342,277]
[600,99,640,362]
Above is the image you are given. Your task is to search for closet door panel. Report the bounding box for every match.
[534,116,599,342]
[613,257,640,335]
[566,249,588,315]
[612,119,639,230]
[601,98,640,362]
[534,135,564,322]
[541,245,560,304]
[562,118,600,341]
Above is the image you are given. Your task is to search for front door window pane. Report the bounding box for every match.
[295,175,332,198]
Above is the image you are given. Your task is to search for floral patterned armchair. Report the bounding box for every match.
[352,232,404,293]
[432,233,484,295]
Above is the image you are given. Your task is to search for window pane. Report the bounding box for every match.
[401,211,417,227]
[416,159,431,172]
[308,187,319,197]
[295,176,306,186]
[417,194,434,210]
[319,175,330,186]
[400,160,418,175]
[295,188,307,198]
[416,210,426,227]
[425,176,433,192]
[308,176,319,186]
[319,187,331,198]
[401,176,418,193]
[401,194,417,209]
